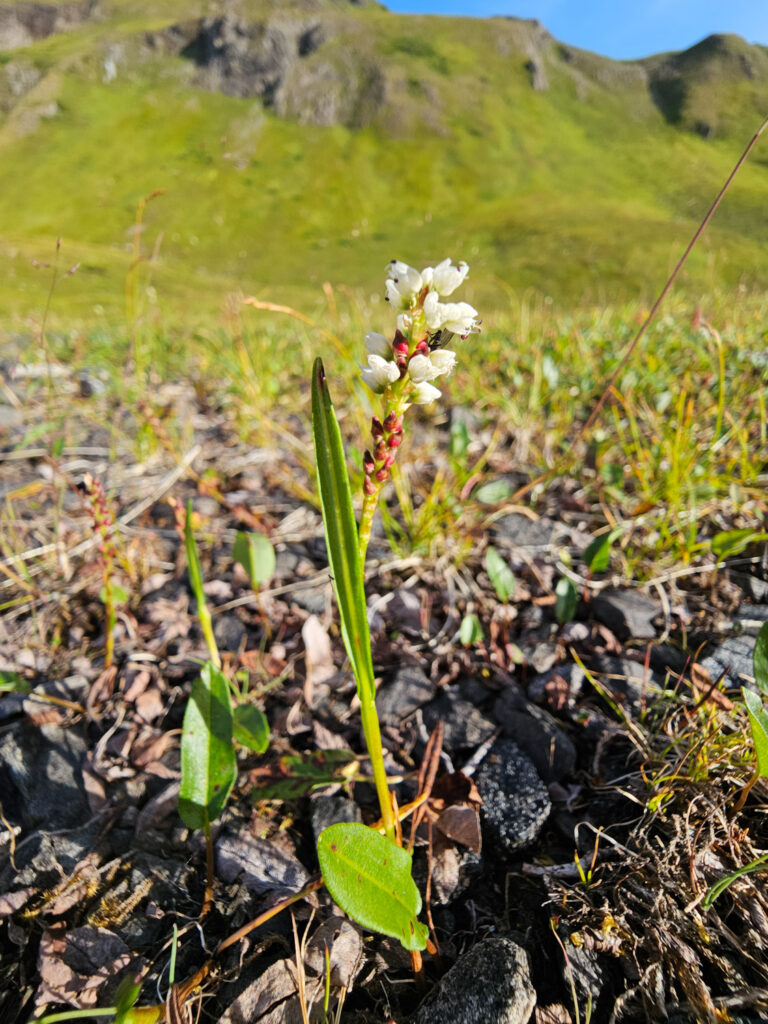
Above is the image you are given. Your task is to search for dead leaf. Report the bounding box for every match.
[435,805,482,854]
[301,615,335,708]
[36,924,133,1009]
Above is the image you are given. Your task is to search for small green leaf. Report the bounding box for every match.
[583,527,623,574]
[51,437,65,458]
[113,973,142,1024]
[184,500,206,610]
[474,479,514,505]
[711,528,768,559]
[233,531,276,588]
[459,612,483,646]
[754,622,768,697]
[253,749,358,801]
[485,546,516,602]
[317,823,428,951]
[233,703,270,753]
[311,359,375,702]
[744,688,768,778]
[449,419,470,459]
[555,577,579,624]
[179,662,237,830]
[0,670,31,693]
[99,583,129,605]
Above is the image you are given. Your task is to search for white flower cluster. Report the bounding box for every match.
[360,259,479,403]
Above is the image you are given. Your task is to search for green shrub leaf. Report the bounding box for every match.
[179,662,237,830]
[311,359,374,701]
[233,703,270,753]
[474,478,514,504]
[744,688,768,778]
[583,527,623,573]
[754,622,768,697]
[253,749,359,801]
[485,546,516,602]
[459,611,483,646]
[233,531,276,588]
[317,823,428,951]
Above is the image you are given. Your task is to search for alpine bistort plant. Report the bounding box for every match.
[311,259,479,953]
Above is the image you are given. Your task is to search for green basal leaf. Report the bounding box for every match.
[253,749,358,801]
[473,478,514,505]
[233,703,270,753]
[179,662,237,830]
[233,531,276,588]
[555,577,579,624]
[711,528,768,560]
[459,611,483,646]
[311,359,375,702]
[754,621,768,697]
[744,688,768,778]
[449,418,470,459]
[582,527,623,574]
[0,670,31,693]
[113,973,142,1024]
[485,546,516,602]
[317,823,428,952]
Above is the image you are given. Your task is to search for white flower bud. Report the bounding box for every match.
[360,353,400,393]
[364,331,391,358]
[407,354,441,383]
[410,381,442,404]
[429,349,457,375]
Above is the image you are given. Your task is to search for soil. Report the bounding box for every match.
[2,371,768,1024]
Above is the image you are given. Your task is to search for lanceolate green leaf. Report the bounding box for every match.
[179,662,237,830]
[743,688,768,778]
[233,531,276,588]
[485,546,516,602]
[754,621,768,697]
[317,823,428,952]
[310,359,374,700]
[233,703,270,753]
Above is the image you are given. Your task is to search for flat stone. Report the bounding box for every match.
[700,634,756,689]
[0,720,90,831]
[476,739,551,855]
[412,936,536,1024]
[310,794,362,844]
[492,513,562,550]
[494,696,576,783]
[422,693,496,753]
[216,830,309,897]
[590,589,661,640]
[377,665,437,727]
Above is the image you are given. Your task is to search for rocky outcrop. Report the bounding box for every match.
[0,1,96,51]
[146,11,386,128]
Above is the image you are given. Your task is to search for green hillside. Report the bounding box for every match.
[1,0,768,322]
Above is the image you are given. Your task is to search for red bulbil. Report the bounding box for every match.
[363,451,375,475]
[374,440,387,462]
[383,454,395,469]
[371,416,384,439]
[387,434,402,449]
[375,466,390,483]
[364,477,377,496]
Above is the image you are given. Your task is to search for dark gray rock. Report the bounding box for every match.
[563,940,604,1007]
[412,936,536,1024]
[476,740,551,855]
[587,653,665,714]
[590,588,660,640]
[700,634,756,689]
[216,830,309,897]
[310,794,362,844]
[492,513,562,550]
[422,693,496,752]
[494,695,576,783]
[528,663,585,711]
[377,665,437,727]
[213,613,247,652]
[0,817,105,899]
[0,721,90,830]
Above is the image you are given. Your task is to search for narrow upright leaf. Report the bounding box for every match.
[317,823,428,952]
[311,359,375,700]
[744,688,768,778]
[583,527,623,574]
[754,621,768,697]
[233,531,276,588]
[459,612,483,646]
[555,577,579,624]
[179,662,237,830]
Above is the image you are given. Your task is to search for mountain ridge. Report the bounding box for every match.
[1,1,767,318]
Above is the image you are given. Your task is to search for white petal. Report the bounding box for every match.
[364,331,391,358]
[410,381,442,404]
[423,291,445,330]
[386,260,422,305]
[431,259,469,297]
[360,354,400,393]
[439,301,479,335]
[397,312,413,335]
[429,349,457,376]
[407,353,441,383]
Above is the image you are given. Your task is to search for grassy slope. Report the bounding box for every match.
[0,2,767,324]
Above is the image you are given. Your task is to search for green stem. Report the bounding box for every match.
[359,689,395,839]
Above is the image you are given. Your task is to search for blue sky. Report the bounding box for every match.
[382,1,768,60]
